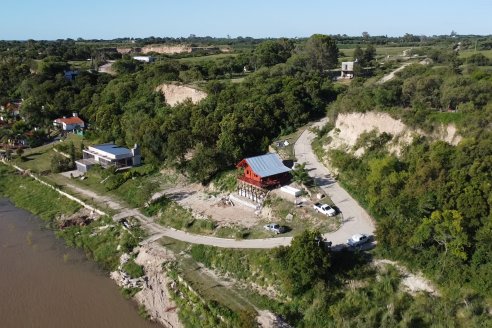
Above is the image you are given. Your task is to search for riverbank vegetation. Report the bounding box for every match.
[2,34,492,326]
[0,165,80,221]
[169,230,489,327]
[313,53,492,325]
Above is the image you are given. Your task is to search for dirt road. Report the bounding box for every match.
[58,125,375,249]
[293,119,376,246]
[378,62,412,84]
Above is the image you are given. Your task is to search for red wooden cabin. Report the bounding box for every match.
[236,153,291,189]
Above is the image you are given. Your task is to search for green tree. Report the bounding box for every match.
[254,39,294,68]
[68,141,76,166]
[15,147,24,159]
[278,229,330,295]
[363,44,376,65]
[410,210,470,261]
[353,45,364,62]
[291,162,311,185]
[303,34,339,72]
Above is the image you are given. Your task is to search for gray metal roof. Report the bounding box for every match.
[92,143,131,156]
[246,153,291,178]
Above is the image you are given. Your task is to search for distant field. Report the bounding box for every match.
[340,46,419,60]
[178,53,238,63]
[68,60,92,70]
[459,49,492,59]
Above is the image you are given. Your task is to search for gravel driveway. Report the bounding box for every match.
[293,119,376,246]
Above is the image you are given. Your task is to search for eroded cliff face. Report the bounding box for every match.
[326,112,462,157]
[111,245,182,328]
[155,84,207,107]
[142,45,191,54]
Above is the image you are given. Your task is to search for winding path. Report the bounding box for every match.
[41,121,375,249]
[293,119,375,246]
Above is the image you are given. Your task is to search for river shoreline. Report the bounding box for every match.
[0,197,160,328]
[0,164,179,327]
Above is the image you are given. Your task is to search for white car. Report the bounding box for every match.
[313,203,336,216]
[347,233,370,247]
[264,223,286,234]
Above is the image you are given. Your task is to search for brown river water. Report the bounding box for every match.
[0,198,160,328]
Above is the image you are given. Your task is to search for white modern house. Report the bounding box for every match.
[340,61,357,78]
[132,56,155,63]
[53,113,85,131]
[75,143,141,173]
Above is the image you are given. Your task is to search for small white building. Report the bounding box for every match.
[53,113,85,131]
[75,143,141,172]
[340,61,357,78]
[132,56,155,63]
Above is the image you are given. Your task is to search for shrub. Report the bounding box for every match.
[122,259,145,278]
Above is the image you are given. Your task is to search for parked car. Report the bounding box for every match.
[264,223,287,234]
[313,202,336,216]
[347,233,370,247]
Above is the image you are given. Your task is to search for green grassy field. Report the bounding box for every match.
[0,164,81,222]
[178,53,238,63]
[15,134,85,173]
[459,49,492,59]
[68,60,92,70]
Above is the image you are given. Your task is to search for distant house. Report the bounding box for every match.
[53,113,85,132]
[340,61,357,78]
[0,100,22,120]
[75,143,141,173]
[236,153,291,189]
[132,56,155,63]
[64,70,79,81]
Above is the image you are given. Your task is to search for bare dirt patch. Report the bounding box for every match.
[152,183,261,228]
[155,84,207,107]
[134,245,182,328]
[373,259,439,296]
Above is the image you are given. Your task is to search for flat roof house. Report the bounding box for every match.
[76,143,141,173]
[341,61,357,79]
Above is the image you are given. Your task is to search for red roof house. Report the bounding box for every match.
[53,113,85,131]
[236,153,291,189]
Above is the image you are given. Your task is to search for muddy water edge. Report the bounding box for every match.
[0,198,160,328]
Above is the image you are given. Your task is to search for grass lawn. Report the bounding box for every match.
[178,53,238,63]
[0,165,81,222]
[459,49,492,59]
[339,46,422,61]
[68,60,92,70]
[15,134,86,174]
[428,111,466,125]
[16,147,56,173]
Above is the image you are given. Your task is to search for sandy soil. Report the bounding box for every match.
[155,84,207,107]
[134,245,182,328]
[142,45,191,54]
[98,61,116,75]
[151,184,261,228]
[373,259,439,296]
[327,112,462,157]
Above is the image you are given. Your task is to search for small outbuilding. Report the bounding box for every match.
[340,61,357,78]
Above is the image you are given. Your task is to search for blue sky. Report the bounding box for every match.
[1,0,490,40]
